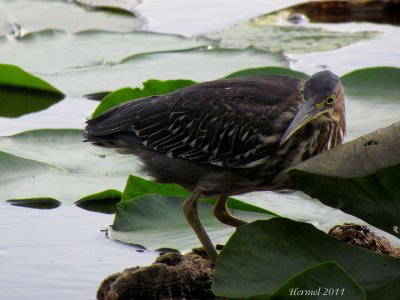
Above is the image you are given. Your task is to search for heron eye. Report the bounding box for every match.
[325,94,336,105]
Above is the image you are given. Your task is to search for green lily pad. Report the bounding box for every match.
[226,66,309,79]
[76,0,139,14]
[120,175,189,202]
[118,175,277,216]
[0,64,62,93]
[109,194,274,251]
[7,198,61,210]
[206,19,378,54]
[213,218,400,299]
[288,122,400,237]
[92,79,196,117]
[271,262,366,300]
[340,67,400,140]
[342,66,400,100]
[0,0,143,35]
[41,48,287,96]
[0,129,142,204]
[0,64,64,117]
[0,29,208,74]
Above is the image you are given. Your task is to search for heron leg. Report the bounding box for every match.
[212,196,248,227]
[182,188,218,263]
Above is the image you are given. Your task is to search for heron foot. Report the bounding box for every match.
[213,196,248,228]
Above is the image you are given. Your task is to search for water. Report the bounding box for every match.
[0,202,157,300]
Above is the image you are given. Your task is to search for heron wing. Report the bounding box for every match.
[85,76,301,168]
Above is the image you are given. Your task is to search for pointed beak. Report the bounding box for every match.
[280,101,326,145]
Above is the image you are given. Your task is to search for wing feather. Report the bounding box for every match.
[85,76,302,168]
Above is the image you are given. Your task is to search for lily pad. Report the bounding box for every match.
[341,66,400,100]
[206,19,378,54]
[120,175,189,202]
[0,64,64,118]
[213,218,400,299]
[92,79,196,117]
[0,29,209,74]
[271,262,366,300]
[109,174,276,250]
[76,0,139,13]
[118,175,277,216]
[41,48,287,96]
[288,122,400,237]
[0,0,143,35]
[340,67,400,140]
[109,194,274,251]
[0,129,142,204]
[226,66,309,79]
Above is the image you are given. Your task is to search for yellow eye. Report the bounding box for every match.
[325,94,336,105]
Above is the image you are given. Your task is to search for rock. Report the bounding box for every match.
[329,223,400,257]
[97,250,217,300]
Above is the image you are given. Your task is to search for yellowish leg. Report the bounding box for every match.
[212,196,248,227]
[182,188,218,263]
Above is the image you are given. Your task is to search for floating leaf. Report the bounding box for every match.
[41,48,287,96]
[118,175,276,215]
[0,64,64,117]
[0,64,62,93]
[288,122,400,237]
[0,129,141,204]
[92,79,196,117]
[75,0,139,14]
[109,194,274,251]
[0,0,143,35]
[226,66,308,79]
[206,20,378,54]
[0,30,208,74]
[120,175,189,202]
[340,67,400,140]
[213,218,400,299]
[341,66,400,100]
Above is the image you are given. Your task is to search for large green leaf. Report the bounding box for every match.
[118,175,277,215]
[109,194,274,251]
[288,122,400,238]
[341,67,400,140]
[0,0,143,35]
[41,48,287,96]
[226,66,309,79]
[120,175,189,202]
[92,79,196,117]
[109,174,276,250]
[213,218,400,299]
[0,129,141,204]
[206,19,378,54]
[271,262,366,300]
[0,64,64,117]
[342,67,400,101]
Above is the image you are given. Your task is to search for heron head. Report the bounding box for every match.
[280,70,345,145]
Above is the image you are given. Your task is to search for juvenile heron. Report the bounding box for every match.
[85,70,346,263]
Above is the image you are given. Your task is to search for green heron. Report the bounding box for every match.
[85,70,346,263]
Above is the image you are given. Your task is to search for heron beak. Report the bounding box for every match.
[280,101,326,145]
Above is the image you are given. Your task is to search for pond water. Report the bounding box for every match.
[1,0,399,299]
